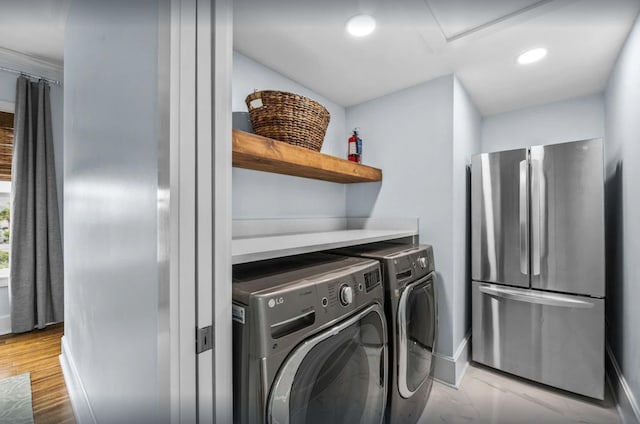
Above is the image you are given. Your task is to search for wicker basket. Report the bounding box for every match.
[245,90,330,151]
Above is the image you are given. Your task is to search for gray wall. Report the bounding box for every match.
[451,77,481,348]
[0,287,9,319]
[481,93,605,153]
[345,75,460,356]
[0,70,15,102]
[232,52,347,219]
[232,54,483,362]
[604,9,640,415]
[64,1,159,421]
[0,68,64,323]
[233,58,483,361]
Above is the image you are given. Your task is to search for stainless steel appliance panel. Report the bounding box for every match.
[269,305,387,424]
[530,139,605,297]
[329,243,437,424]
[397,275,436,399]
[472,149,529,287]
[472,282,604,399]
[232,254,386,424]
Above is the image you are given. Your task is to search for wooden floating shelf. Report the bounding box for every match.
[232,129,382,184]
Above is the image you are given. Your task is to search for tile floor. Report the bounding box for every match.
[420,364,619,424]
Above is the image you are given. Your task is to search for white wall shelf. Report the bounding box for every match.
[232,218,418,264]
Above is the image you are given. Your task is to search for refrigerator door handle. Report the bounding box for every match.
[531,158,542,276]
[478,283,595,309]
[519,160,528,275]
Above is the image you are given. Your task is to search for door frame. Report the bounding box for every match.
[157,0,233,422]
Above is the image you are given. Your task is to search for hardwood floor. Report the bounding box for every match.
[0,323,75,424]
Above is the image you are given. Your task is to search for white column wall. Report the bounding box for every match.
[64,1,160,421]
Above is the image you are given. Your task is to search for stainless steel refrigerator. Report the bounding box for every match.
[471,138,605,399]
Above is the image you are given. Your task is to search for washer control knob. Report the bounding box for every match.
[339,285,354,306]
[418,256,428,269]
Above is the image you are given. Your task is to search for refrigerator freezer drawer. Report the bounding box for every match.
[472,282,604,399]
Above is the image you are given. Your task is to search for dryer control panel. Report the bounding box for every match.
[387,246,434,289]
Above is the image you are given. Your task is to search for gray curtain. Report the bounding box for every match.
[10,76,64,333]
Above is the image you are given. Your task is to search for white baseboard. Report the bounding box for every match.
[59,336,97,424]
[432,331,471,388]
[606,344,640,424]
[0,314,10,335]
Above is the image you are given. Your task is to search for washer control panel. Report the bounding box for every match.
[234,254,384,358]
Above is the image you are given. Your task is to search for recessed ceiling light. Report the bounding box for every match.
[346,15,376,37]
[517,48,547,65]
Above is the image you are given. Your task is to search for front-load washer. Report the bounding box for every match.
[331,243,437,424]
[232,253,388,424]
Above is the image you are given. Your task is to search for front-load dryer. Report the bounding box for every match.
[232,253,388,424]
[332,243,437,424]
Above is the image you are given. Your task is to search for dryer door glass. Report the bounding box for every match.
[268,305,386,424]
[397,276,436,398]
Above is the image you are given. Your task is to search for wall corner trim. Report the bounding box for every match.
[59,336,98,424]
[432,331,471,388]
[606,343,640,424]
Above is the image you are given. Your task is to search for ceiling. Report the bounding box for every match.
[234,0,640,115]
[0,0,69,67]
[0,0,637,116]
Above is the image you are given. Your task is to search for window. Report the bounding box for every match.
[0,182,9,272]
[0,111,12,182]
[0,110,12,286]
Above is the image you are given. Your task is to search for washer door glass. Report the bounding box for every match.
[398,276,436,398]
[268,305,387,424]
